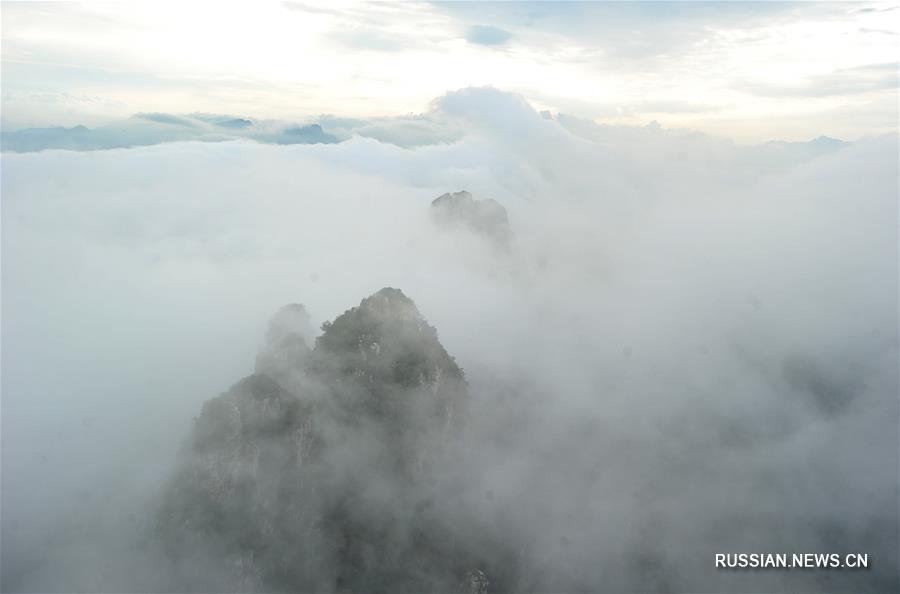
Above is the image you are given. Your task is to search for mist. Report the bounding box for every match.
[2,87,897,592]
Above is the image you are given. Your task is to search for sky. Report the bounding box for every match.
[1,0,898,142]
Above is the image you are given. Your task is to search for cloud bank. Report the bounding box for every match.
[1,88,897,592]
[465,25,513,46]
[1,90,852,158]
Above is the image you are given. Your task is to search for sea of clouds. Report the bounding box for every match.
[2,87,897,592]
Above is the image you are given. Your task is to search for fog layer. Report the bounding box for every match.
[2,88,897,592]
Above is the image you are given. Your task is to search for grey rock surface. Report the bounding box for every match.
[158,288,490,593]
[431,191,511,247]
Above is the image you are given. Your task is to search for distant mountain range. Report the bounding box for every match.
[2,111,849,159]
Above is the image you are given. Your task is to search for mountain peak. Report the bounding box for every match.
[161,288,475,591]
[315,287,462,385]
[431,190,511,247]
[254,303,312,389]
[358,286,421,320]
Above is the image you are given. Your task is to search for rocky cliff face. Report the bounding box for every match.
[157,288,484,593]
[254,303,313,391]
[311,288,466,461]
[430,191,511,248]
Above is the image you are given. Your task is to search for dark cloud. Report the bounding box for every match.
[464,24,513,46]
[856,5,898,13]
[135,112,199,127]
[860,27,898,35]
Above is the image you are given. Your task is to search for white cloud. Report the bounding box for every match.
[2,88,897,591]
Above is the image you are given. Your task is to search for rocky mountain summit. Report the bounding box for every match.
[254,303,314,390]
[157,288,488,593]
[430,191,511,247]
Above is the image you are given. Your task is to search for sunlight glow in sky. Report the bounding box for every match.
[1,1,898,141]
